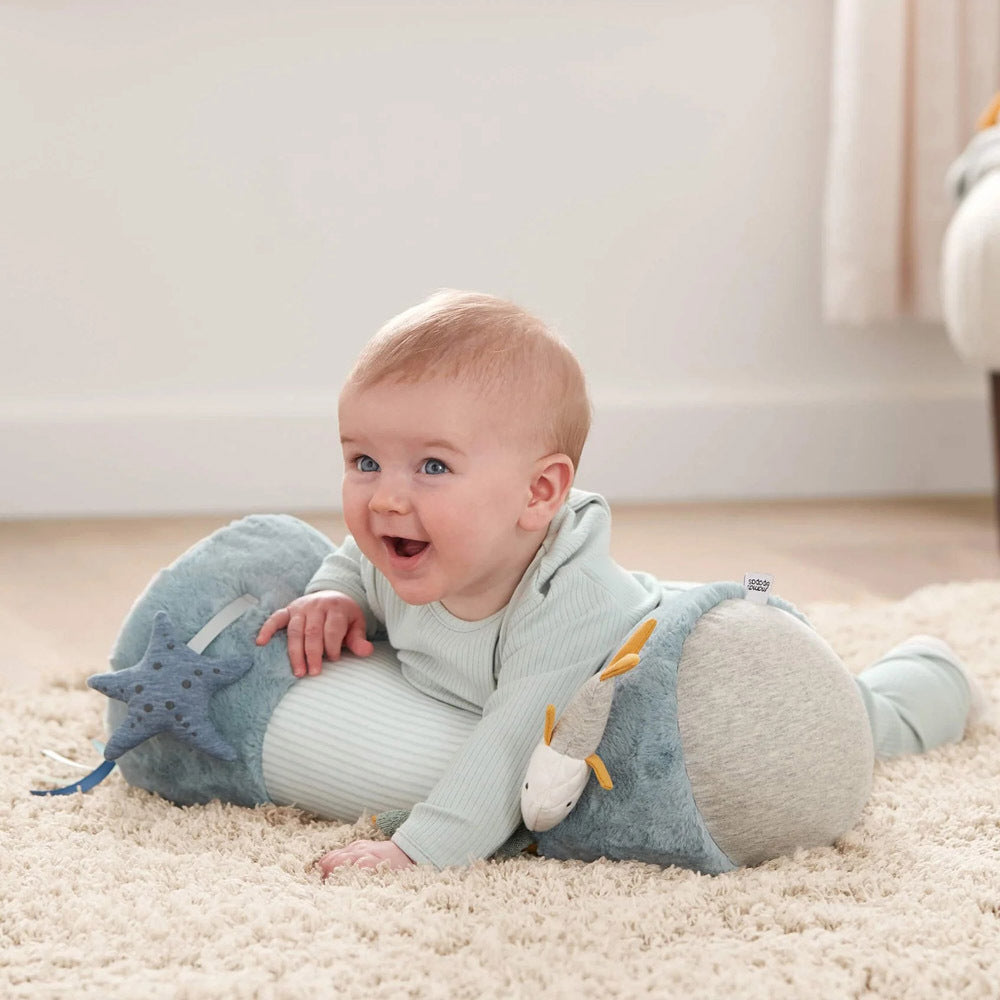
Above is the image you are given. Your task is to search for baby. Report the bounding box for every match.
[257,290,981,873]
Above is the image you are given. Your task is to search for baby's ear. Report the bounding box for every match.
[521,454,574,531]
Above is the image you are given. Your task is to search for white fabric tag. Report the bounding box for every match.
[41,749,97,771]
[743,572,773,605]
[187,593,259,654]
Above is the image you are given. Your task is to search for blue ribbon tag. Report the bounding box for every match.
[30,759,117,796]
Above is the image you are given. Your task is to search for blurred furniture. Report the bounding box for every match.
[942,94,1000,534]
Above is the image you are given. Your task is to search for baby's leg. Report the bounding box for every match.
[855,635,986,760]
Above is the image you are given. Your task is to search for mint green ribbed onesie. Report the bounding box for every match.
[283,490,661,868]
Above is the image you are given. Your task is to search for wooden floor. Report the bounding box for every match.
[2,496,998,691]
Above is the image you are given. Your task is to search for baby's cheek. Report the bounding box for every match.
[341,503,372,543]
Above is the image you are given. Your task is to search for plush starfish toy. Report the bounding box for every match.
[87,610,253,761]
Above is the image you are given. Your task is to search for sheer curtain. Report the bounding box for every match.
[823,0,1000,325]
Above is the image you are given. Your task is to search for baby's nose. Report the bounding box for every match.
[369,482,409,515]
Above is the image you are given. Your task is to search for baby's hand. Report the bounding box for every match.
[255,591,374,678]
[317,839,415,876]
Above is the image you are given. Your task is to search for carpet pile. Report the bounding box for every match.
[3,582,999,998]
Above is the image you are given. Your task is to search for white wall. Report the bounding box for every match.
[1,1,990,517]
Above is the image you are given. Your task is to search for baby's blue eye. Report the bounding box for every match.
[421,458,449,476]
[355,455,380,473]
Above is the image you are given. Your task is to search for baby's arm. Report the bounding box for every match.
[314,658,587,875]
[388,664,595,867]
[392,595,632,868]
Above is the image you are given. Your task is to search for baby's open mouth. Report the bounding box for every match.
[386,536,429,558]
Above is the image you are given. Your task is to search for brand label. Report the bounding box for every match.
[743,572,773,605]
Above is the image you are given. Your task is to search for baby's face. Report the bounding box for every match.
[338,377,547,620]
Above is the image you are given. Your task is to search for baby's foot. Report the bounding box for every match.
[885,635,990,730]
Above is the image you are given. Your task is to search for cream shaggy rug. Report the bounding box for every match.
[4,582,1000,1000]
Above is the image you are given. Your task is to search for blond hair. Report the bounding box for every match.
[347,290,591,468]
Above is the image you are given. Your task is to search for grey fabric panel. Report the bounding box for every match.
[676,600,873,867]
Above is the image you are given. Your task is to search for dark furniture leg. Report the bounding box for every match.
[992,373,1000,537]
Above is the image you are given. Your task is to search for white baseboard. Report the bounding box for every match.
[0,387,992,518]
[578,385,994,503]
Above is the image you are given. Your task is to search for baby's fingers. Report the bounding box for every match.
[345,621,374,658]
[323,617,348,663]
[256,608,291,645]
[284,614,310,677]
[302,611,329,676]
